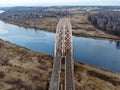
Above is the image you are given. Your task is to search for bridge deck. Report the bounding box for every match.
[64,18,74,90]
[49,18,74,90]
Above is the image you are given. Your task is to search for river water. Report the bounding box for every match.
[0,13,120,72]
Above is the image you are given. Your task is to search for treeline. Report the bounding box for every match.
[0,7,69,21]
[88,11,120,36]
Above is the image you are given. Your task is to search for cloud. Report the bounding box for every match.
[0,0,120,6]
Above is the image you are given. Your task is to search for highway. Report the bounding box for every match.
[49,18,74,90]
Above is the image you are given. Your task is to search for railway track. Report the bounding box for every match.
[49,18,74,90]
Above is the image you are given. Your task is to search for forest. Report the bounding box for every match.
[0,7,69,21]
[88,10,120,36]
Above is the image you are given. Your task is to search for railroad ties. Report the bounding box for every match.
[49,18,74,90]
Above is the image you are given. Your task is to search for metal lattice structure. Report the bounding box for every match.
[49,18,74,90]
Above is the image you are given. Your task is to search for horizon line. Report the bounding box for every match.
[0,5,120,8]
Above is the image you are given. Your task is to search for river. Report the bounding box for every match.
[0,13,120,72]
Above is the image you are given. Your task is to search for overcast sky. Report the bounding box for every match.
[0,0,120,7]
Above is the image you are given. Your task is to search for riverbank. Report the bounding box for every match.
[1,15,120,41]
[0,7,120,41]
[0,39,120,90]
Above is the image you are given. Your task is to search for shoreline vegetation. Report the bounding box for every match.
[0,6,120,89]
[0,6,120,41]
[0,39,120,90]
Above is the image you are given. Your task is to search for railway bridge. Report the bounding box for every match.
[49,18,74,90]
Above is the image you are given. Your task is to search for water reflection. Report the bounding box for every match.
[0,20,120,72]
[0,29,8,34]
[109,40,120,49]
[116,41,120,49]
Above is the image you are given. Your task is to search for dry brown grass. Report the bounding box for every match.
[0,39,120,90]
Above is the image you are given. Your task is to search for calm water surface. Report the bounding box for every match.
[0,19,120,72]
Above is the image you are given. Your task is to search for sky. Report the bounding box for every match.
[0,0,120,7]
